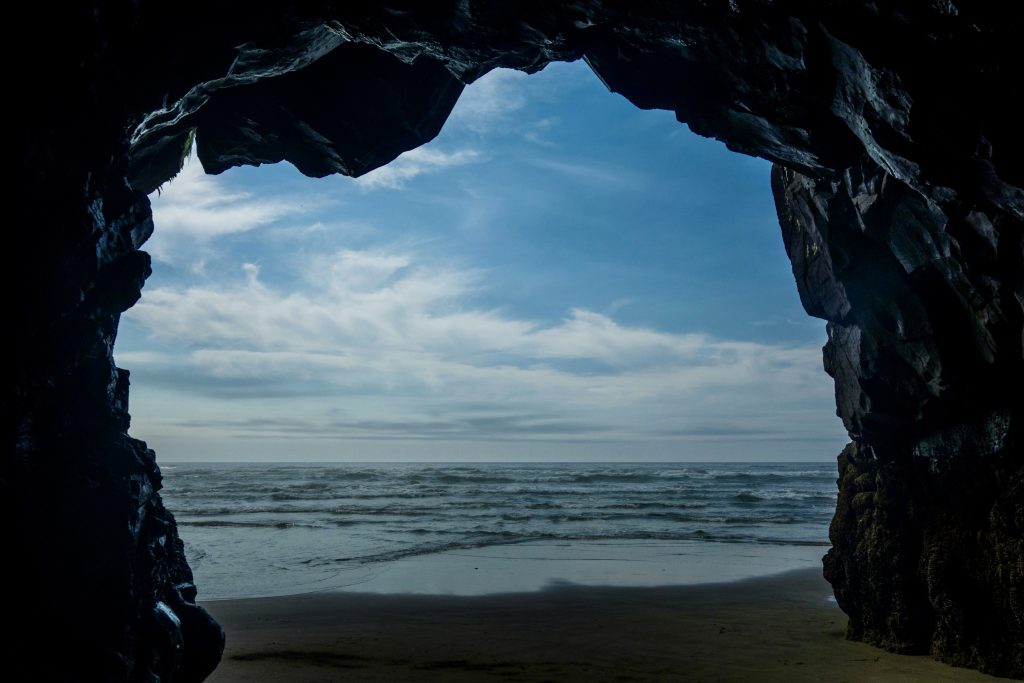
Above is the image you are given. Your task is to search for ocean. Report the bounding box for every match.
[161,462,838,599]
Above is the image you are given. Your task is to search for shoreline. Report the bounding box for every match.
[196,539,831,601]
[205,567,1003,682]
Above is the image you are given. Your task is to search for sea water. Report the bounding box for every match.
[160,462,837,599]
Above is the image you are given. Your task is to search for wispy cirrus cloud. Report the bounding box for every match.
[123,245,834,443]
[445,68,532,134]
[148,158,311,265]
[445,66,591,146]
[524,157,650,191]
[354,148,482,190]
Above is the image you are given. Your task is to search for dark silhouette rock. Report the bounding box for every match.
[773,150,1021,673]
[820,443,1022,675]
[9,1,1021,679]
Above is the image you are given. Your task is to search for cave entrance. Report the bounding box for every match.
[115,61,845,599]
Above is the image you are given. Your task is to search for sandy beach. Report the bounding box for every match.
[205,567,1004,682]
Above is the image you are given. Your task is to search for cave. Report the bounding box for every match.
[9,2,1021,681]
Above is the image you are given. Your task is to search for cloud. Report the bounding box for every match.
[524,157,650,192]
[114,350,174,366]
[354,147,482,190]
[123,247,836,443]
[446,68,532,134]
[148,157,310,264]
[159,412,613,441]
[444,64,601,147]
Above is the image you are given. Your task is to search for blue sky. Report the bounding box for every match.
[115,60,847,462]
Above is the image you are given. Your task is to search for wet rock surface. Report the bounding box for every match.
[773,150,1021,674]
[823,443,1022,675]
[9,1,1021,679]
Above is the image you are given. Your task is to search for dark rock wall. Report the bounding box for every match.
[773,158,1022,673]
[10,4,229,681]
[773,159,1021,452]
[9,1,1021,680]
[819,443,1023,674]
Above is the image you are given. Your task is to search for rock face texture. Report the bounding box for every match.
[9,1,1021,680]
[774,158,1022,673]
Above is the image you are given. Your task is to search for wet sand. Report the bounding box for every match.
[205,568,1003,682]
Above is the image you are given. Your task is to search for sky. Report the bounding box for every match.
[114,60,848,462]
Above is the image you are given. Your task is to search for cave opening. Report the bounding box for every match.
[115,61,846,599]
[13,4,1022,679]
